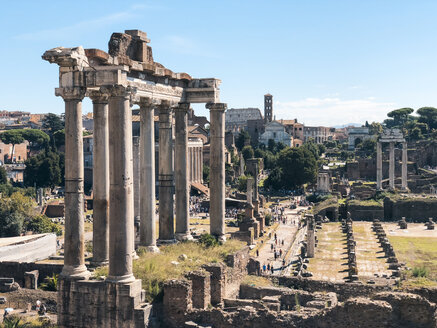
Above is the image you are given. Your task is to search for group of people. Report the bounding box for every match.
[189,196,208,217]
[258,232,288,275]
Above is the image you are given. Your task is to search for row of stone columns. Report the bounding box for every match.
[59,86,227,281]
[376,141,407,191]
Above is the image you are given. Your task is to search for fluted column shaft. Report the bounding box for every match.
[175,103,191,240]
[402,142,408,190]
[139,99,159,251]
[158,102,175,242]
[376,142,382,190]
[107,86,135,283]
[59,88,90,279]
[90,92,109,266]
[389,142,395,190]
[207,102,227,240]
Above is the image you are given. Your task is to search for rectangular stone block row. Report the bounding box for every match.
[57,277,148,328]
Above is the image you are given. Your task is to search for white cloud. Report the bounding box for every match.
[153,35,221,59]
[13,3,162,41]
[275,97,396,126]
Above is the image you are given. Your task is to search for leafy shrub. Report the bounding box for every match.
[412,266,429,278]
[40,274,58,291]
[198,233,220,247]
[25,215,62,236]
[265,213,272,226]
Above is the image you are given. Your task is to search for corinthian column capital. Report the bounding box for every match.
[206,102,227,112]
[55,87,86,101]
[88,90,109,104]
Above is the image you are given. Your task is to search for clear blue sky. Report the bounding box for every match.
[1,0,437,126]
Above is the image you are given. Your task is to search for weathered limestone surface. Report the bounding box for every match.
[89,91,110,266]
[207,103,227,240]
[107,85,135,283]
[139,99,159,251]
[158,102,175,242]
[59,87,90,280]
[175,103,192,241]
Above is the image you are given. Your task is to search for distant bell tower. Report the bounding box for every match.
[264,94,273,123]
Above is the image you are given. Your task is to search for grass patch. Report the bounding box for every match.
[94,240,245,302]
[389,236,437,286]
[241,275,274,287]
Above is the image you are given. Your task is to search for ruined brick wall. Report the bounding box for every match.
[276,276,391,302]
[58,278,151,328]
[347,203,384,221]
[0,262,62,287]
[225,247,250,286]
[384,197,437,221]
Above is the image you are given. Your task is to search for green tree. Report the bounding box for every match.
[302,141,320,159]
[0,212,24,237]
[237,175,248,192]
[359,138,376,157]
[264,167,283,190]
[242,145,254,160]
[268,139,276,152]
[0,166,7,184]
[21,129,50,148]
[24,150,62,188]
[385,108,414,128]
[417,107,437,130]
[368,122,383,135]
[278,147,317,189]
[235,131,250,151]
[0,130,25,162]
[409,127,424,140]
[42,113,64,135]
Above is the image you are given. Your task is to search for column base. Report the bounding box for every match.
[175,232,193,241]
[144,245,160,253]
[106,273,136,284]
[216,235,227,243]
[89,259,109,268]
[157,239,177,245]
[60,264,91,280]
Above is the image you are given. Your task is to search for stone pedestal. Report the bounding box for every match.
[175,103,192,241]
[158,102,175,243]
[207,103,227,241]
[107,86,135,283]
[402,142,408,190]
[376,142,382,190]
[389,142,395,190]
[58,88,90,279]
[139,99,159,252]
[89,91,110,266]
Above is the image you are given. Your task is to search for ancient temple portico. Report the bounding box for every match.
[43,29,225,328]
[376,129,407,191]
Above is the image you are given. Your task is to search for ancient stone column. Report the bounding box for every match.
[139,98,159,251]
[107,85,135,283]
[200,146,203,183]
[376,141,382,190]
[207,103,227,241]
[158,101,175,242]
[89,91,109,266]
[58,87,90,279]
[389,142,395,190]
[402,142,408,190]
[175,103,192,241]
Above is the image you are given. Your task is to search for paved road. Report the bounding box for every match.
[255,201,307,276]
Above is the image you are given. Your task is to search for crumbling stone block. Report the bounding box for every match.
[163,279,192,327]
[186,271,211,309]
[202,263,226,306]
[24,270,39,289]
